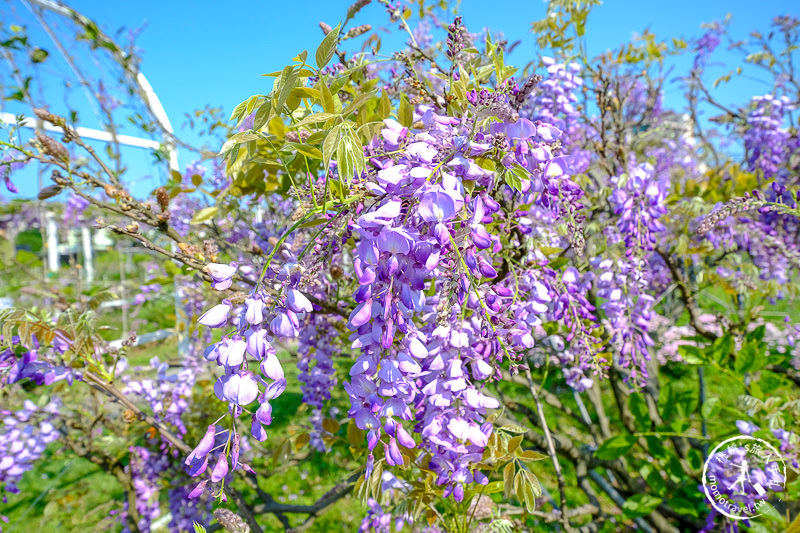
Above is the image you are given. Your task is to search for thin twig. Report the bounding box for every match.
[524,367,573,533]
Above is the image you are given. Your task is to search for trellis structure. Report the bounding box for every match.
[3,0,187,353]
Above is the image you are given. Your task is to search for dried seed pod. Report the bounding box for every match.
[329,265,344,280]
[36,133,70,162]
[125,222,139,233]
[104,184,119,198]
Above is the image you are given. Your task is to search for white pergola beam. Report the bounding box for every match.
[1,111,162,150]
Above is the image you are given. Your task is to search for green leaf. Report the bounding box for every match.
[253,101,272,131]
[678,345,707,366]
[218,131,260,157]
[275,66,300,113]
[640,464,666,495]
[515,470,538,513]
[503,164,530,193]
[712,333,733,364]
[322,124,343,172]
[16,249,39,265]
[499,424,529,434]
[483,481,505,495]
[687,448,704,472]
[31,47,49,63]
[336,125,365,187]
[315,23,341,69]
[342,90,377,117]
[229,97,249,123]
[319,80,336,114]
[667,497,699,518]
[291,86,320,99]
[595,434,636,461]
[701,397,720,419]
[379,90,391,119]
[190,206,218,225]
[286,142,323,159]
[503,461,514,499]
[623,493,662,517]
[293,112,338,129]
[517,449,547,462]
[629,392,650,432]
[645,435,667,458]
[747,325,766,342]
[192,522,208,533]
[397,93,412,127]
[735,341,758,373]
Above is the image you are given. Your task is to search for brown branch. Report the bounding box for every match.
[655,247,717,340]
[524,368,574,532]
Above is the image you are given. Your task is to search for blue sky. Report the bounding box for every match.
[2,0,796,198]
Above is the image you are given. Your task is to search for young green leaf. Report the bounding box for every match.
[315,22,341,69]
[595,434,637,460]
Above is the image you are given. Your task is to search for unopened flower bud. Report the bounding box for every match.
[347,0,371,19]
[37,184,62,200]
[155,187,169,211]
[319,22,333,35]
[213,508,249,533]
[36,133,69,162]
[34,108,64,127]
[344,24,371,39]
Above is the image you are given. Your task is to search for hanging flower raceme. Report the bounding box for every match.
[188,249,315,486]
[596,162,669,384]
[297,314,340,451]
[0,399,61,497]
[339,101,584,499]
